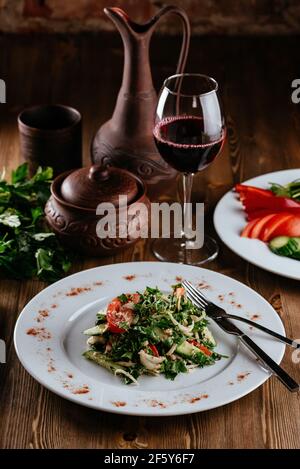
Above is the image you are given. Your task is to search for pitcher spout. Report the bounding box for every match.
[104,7,159,37]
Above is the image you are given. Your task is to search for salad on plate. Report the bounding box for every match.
[83,285,223,384]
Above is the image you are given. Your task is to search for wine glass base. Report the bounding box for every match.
[152,235,219,265]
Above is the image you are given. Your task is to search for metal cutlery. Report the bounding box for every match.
[182,280,300,349]
[182,280,299,392]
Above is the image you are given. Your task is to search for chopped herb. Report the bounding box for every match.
[118,293,128,304]
[83,285,225,384]
[0,163,72,282]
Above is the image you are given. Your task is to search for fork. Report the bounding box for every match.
[182,280,300,349]
[182,280,299,392]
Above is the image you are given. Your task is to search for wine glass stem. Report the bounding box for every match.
[182,172,194,261]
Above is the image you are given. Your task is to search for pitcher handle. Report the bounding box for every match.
[105,6,190,76]
[152,5,191,75]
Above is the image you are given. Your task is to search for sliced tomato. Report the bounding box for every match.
[106,298,134,333]
[175,287,185,297]
[248,214,277,239]
[131,293,141,304]
[241,218,260,237]
[260,213,294,242]
[125,292,140,304]
[188,339,212,357]
[263,215,300,240]
[281,216,300,237]
[148,344,159,357]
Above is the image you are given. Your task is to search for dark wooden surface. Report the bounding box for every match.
[0,33,300,449]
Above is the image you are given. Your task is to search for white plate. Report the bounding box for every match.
[14,262,286,416]
[214,169,300,280]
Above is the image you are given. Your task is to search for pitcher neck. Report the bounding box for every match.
[120,35,155,95]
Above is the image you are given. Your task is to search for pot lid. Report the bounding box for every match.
[60,165,139,209]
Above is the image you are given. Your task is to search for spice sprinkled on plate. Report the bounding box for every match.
[198,281,211,290]
[72,386,90,395]
[36,309,49,323]
[26,327,51,341]
[66,287,92,297]
[237,372,251,382]
[111,401,127,407]
[189,394,209,404]
[123,275,136,281]
[47,358,55,373]
[250,314,261,321]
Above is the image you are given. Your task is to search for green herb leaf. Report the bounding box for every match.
[118,293,128,304]
[0,210,21,228]
[269,179,300,201]
[32,232,55,241]
[12,163,28,184]
[0,164,72,282]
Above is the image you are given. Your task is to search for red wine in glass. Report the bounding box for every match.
[153,115,225,173]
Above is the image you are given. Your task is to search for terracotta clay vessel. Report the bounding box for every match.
[91,5,190,199]
[45,165,150,256]
[18,104,82,177]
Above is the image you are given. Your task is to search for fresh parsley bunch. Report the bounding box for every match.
[0,163,72,282]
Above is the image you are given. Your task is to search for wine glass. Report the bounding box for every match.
[152,73,226,264]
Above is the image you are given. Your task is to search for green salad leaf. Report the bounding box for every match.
[83,285,224,384]
[269,179,300,201]
[0,163,72,282]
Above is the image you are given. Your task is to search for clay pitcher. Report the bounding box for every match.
[91,5,191,199]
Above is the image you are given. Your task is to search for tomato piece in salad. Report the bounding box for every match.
[175,287,185,297]
[106,298,134,333]
[129,293,141,304]
[188,339,212,356]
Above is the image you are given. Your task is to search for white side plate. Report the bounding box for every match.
[214,169,300,280]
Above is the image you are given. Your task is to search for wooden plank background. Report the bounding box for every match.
[0,34,299,449]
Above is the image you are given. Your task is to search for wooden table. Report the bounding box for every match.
[0,34,299,449]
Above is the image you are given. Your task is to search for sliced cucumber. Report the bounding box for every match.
[176,340,213,365]
[269,236,300,259]
[83,350,125,373]
[176,340,196,358]
[290,237,300,259]
[83,323,108,335]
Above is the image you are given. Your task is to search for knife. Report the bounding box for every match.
[215,316,299,392]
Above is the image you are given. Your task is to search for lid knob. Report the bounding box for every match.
[88,165,110,182]
[60,165,139,209]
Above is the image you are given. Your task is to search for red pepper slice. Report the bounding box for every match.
[148,344,159,357]
[235,184,273,198]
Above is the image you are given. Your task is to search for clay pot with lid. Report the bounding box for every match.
[45,164,150,256]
